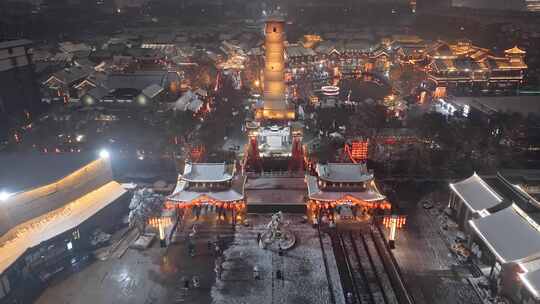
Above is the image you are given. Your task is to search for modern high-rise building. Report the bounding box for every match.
[260,14,295,121]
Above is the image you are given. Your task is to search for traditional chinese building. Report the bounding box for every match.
[448,173,506,231]
[313,41,372,76]
[286,44,317,69]
[306,163,390,221]
[447,172,540,303]
[426,41,527,92]
[166,163,246,221]
[247,14,303,173]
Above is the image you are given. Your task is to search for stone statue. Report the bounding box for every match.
[260,211,295,251]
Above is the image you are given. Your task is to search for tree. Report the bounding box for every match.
[128,188,164,233]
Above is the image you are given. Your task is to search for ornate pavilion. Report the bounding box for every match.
[166,163,246,221]
[426,40,527,91]
[306,163,390,221]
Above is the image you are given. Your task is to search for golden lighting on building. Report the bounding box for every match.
[419,91,427,104]
[383,215,406,229]
[307,199,391,211]
[148,217,172,228]
[302,34,322,48]
[333,67,340,78]
[434,86,447,98]
[262,17,295,120]
[165,200,247,212]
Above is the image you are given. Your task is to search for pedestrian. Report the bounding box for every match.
[215,261,223,280]
[257,232,261,244]
[253,265,260,280]
[278,244,284,256]
[188,241,195,257]
[183,278,190,289]
[346,292,353,304]
[276,270,283,280]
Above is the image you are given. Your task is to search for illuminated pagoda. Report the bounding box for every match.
[247,12,303,172]
[166,163,246,219]
[306,163,390,221]
[258,13,295,121]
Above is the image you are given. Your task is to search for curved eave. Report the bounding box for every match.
[181,177,233,183]
[318,174,374,183]
[307,193,386,202]
[167,192,244,203]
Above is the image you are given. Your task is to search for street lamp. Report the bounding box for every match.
[99,149,110,159]
[0,191,12,202]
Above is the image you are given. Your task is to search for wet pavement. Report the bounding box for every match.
[36,213,340,304]
[36,212,234,304]
[389,193,482,304]
[212,214,338,304]
[37,246,169,304]
[34,189,482,304]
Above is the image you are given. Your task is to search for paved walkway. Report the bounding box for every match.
[211,214,341,304]
[37,213,234,304]
[390,197,482,304]
[36,214,339,304]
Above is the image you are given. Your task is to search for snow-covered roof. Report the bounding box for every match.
[59,42,92,54]
[266,12,285,22]
[182,163,233,183]
[0,181,126,275]
[249,47,263,56]
[450,173,503,213]
[520,257,540,300]
[306,176,385,202]
[194,88,208,97]
[141,84,164,99]
[174,90,204,112]
[287,45,317,58]
[106,71,168,91]
[258,125,292,155]
[86,86,110,100]
[45,67,91,86]
[316,163,373,183]
[187,99,203,112]
[469,204,540,264]
[0,39,32,50]
[168,175,245,203]
[0,153,97,194]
